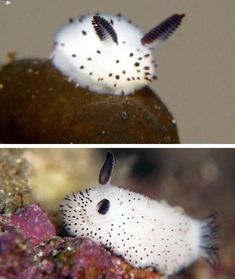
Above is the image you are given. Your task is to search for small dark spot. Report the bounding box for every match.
[138,57,142,61]
[114,83,117,87]
[72,54,76,58]
[80,65,84,69]
[97,50,101,54]
[116,75,120,80]
[117,13,122,17]
[127,78,131,81]
[87,57,92,61]
[61,43,65,47]
[116,60,120,63]
[129,53,134,57]
[69,18,74,23]
[153,75,157,80]
[144,66,150,70]
[122,41,126,44]
[144,54,150,58]
[122,70,126,74]
[134,62,140,67]
[79,15,85,21]
[82,30,87,36]
[89,72,93,76]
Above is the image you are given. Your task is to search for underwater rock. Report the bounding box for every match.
[0,149,32,215]
[36,237,162,279]
[11,204,56,245]
[0,59,179,143]
[112,255,162,279]
[0,203,161,278]
[37,237,118,278]
[0,224,161,278]
[0,224,38,278]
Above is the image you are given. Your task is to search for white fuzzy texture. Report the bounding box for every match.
[51,14,157,95]
[61,184,202,275]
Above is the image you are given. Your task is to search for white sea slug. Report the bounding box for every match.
[51,13,185,96]
[60,152,219,276]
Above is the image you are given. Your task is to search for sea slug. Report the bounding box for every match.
[60,152,219,275]
[52,13,185,95]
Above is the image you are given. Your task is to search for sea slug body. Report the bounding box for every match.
[60,152,219,275]
[51,13,185,95]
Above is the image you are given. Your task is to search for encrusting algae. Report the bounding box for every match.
[0,149,32,215]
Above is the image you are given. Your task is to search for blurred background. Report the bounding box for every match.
[21,148,235,279]
[0,0,235,143]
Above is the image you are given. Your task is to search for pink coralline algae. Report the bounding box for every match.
[37,237,118,278]
[0,224,38,278]
[0,204,161,278]
[10,204,56,245]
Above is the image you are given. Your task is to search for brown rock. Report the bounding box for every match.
[0,59,180,143]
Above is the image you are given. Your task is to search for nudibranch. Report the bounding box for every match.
[51,13,185,95]
[60,152,219,276]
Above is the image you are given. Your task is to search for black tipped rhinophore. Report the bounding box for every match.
[141,14,185,45]
[200,212,219,267]
[99,151,115,185]
[92,15,118,44]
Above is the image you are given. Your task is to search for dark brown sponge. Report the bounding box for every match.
[0,59,179,143]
